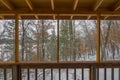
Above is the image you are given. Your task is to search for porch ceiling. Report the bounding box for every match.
[0,0,120,19]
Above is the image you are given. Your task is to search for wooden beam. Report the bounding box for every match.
[1,62,120,67]
[104,16,109,20]
[35,15,38,19]
[18,13,120,16]
[25,0,33,11]
[53,15,55,19]
[93,0,104,11]
[96,14,100,63]
[73,0,79,10]
[87,15,91,20]
[18,15,21,20]
[1,10,120,15]
[0,0,13,10]
[0,16,4,19]
[70,16,73,19]
[51,0,54,11]
[113,1,120,11]
[104,1,120,20]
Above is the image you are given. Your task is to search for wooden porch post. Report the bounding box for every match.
[96,14,101,63]
[13,14,20,80]
[15,14,19,62]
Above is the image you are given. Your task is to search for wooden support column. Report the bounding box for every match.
[96,14,101,63]
[13,14,20,80]
[15,14,19,62]
[57,18,59,62]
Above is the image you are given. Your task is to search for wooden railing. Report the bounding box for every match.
[0,62,120,80]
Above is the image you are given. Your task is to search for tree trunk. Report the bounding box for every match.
[41,20,45,61]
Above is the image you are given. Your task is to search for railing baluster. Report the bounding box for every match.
[74,68,76,80]
[4,68,6,80]
[96,68,99,80]
[12,66,20,80]
[119,68,120,80]
[19,67,21,80]
[43,68,45,80]
[89,67,91,80]
[111,68,114,80]
[12,67,14,80]
[35,68,37,80]
[104,68,106,80]
[94,68,96,80]
[82,68,84,80]
[27,68,29,80]
[59,68,61,80]
[90,66,96,80]
[51,68,53,80]
[66,68,68,80]
[12,68,13,80]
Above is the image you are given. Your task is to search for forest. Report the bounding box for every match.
[0,20,120,80]
[0,20,120,62]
